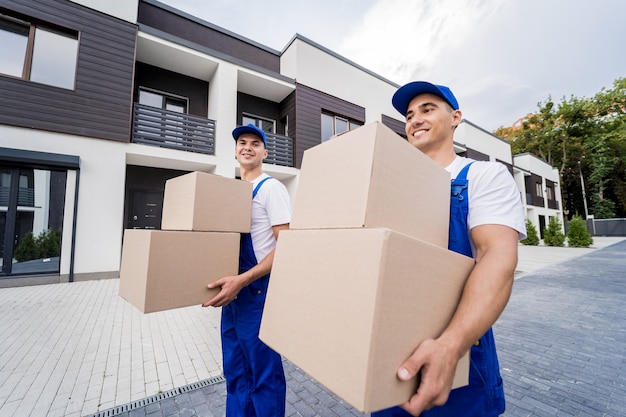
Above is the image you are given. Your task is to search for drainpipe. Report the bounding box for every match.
[69,167,80,282]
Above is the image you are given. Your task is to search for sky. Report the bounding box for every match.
[159,0,625,132]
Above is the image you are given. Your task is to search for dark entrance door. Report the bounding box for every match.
[539,215,546,240]
[128,189,164,230]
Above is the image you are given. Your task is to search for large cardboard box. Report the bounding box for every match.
[290,122,451,248]
[119,229,239,313]
[259,228,473,413]
[161,171,252,232]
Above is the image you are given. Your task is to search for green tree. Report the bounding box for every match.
[497,77,626,218]
[567,215,593,247]
[520,218,539,245]
[14,232,39,262]
[543,216,565,247]
[37,228,61,258]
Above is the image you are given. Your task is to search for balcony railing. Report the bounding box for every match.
[132,104,294,167]
[265,132,294,167]
[132,104,216,155]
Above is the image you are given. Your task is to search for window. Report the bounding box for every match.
[242,114,276,134]
[321,112,363,142]
[536,182,543,198]
[546,185,554,200]
[138,89,188,113]
[0,14,79,89]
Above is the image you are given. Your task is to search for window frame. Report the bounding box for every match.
[242,113,277,134]
[321,112,363,142]
[0,12,79,90]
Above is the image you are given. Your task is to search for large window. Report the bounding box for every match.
[1,167,66,276]
[139,88,188,113]
[243,114,276,134]
[321,112,362,142]
[0,14,78,89]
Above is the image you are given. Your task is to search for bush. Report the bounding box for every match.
[13,228,61,262]
[520,218,539,245]
[567,216,594,247]
[13,231,39,262]
[37,228,61,258]
[544,216,565,247]
[592,198,615,219]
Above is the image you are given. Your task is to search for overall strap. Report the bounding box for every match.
[252,176,273,198]
[448,162,474,257]
[451,162,473,201]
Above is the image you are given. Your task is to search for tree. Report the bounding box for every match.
[14,232,39,262]
[567,215,593,248]
[497,77,626,218]
[520,218,539,245]
[543,216,565,247]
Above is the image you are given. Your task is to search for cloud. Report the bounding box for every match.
[337,0,502,84]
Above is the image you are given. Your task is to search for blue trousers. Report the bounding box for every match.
[221,279,286,417]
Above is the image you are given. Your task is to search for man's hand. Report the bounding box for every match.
[397,338,460,416]
[202,275,246,308]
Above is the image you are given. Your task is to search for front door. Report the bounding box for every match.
[127,189,163,230]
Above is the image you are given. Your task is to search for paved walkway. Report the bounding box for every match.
[0,237,623,417]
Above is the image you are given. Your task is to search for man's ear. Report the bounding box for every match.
[451,109,463,127]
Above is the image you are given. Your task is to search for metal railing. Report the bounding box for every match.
[265,132,294,167]
[132,104,216,155]
[132,104,295,167]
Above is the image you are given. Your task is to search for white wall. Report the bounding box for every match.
[281,38,401,123]
[455,122,513,164]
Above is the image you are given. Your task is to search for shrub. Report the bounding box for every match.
[544,216,565,247]
[567,215,594,247]
[13,231,39,262]
[13,228,61,262]
[520,218,539,245]
[37,228,61,258]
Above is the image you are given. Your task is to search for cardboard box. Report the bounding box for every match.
[119,229,239,313]
[259,228,473,413]
[161,171,252,232]
[290,122,451,248]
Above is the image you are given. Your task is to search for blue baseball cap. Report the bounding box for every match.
[392,81,459,115]
[232,123,267,146]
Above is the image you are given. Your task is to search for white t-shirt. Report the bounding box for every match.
[446,156,527,248]
[250,173,292,263]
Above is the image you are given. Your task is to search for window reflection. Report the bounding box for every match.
[0,14,78,90]
[1,167,66,275]
[30,28,78,89]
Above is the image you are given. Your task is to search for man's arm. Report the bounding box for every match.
[202,223,289,308]
[398,224,519,416]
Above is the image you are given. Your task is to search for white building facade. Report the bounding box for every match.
[0,0,561,286]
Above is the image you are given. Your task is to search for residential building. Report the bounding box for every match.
[0,0,561,286]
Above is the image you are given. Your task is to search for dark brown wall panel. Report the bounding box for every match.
[0,0,137,142]
[293,83,365,168]
[134,62,208,117]
[237,92,284,131]
[382,114,406,138]
[138,0,280,73]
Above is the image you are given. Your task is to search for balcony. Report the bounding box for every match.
[132,104,216,155]
[264,132,294,167]
[132,104,294,166]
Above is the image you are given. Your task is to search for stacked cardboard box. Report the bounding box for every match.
[119,172,251,313]
[259,122,475,413]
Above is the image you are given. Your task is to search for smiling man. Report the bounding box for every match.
[203,123,291,417]
[372,82,526,417]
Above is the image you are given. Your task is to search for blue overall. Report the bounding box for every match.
[372,163,506,417]
[221,177,286,417]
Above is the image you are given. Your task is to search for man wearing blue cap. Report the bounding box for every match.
[372,83,526,417]
[203,124,291,417]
